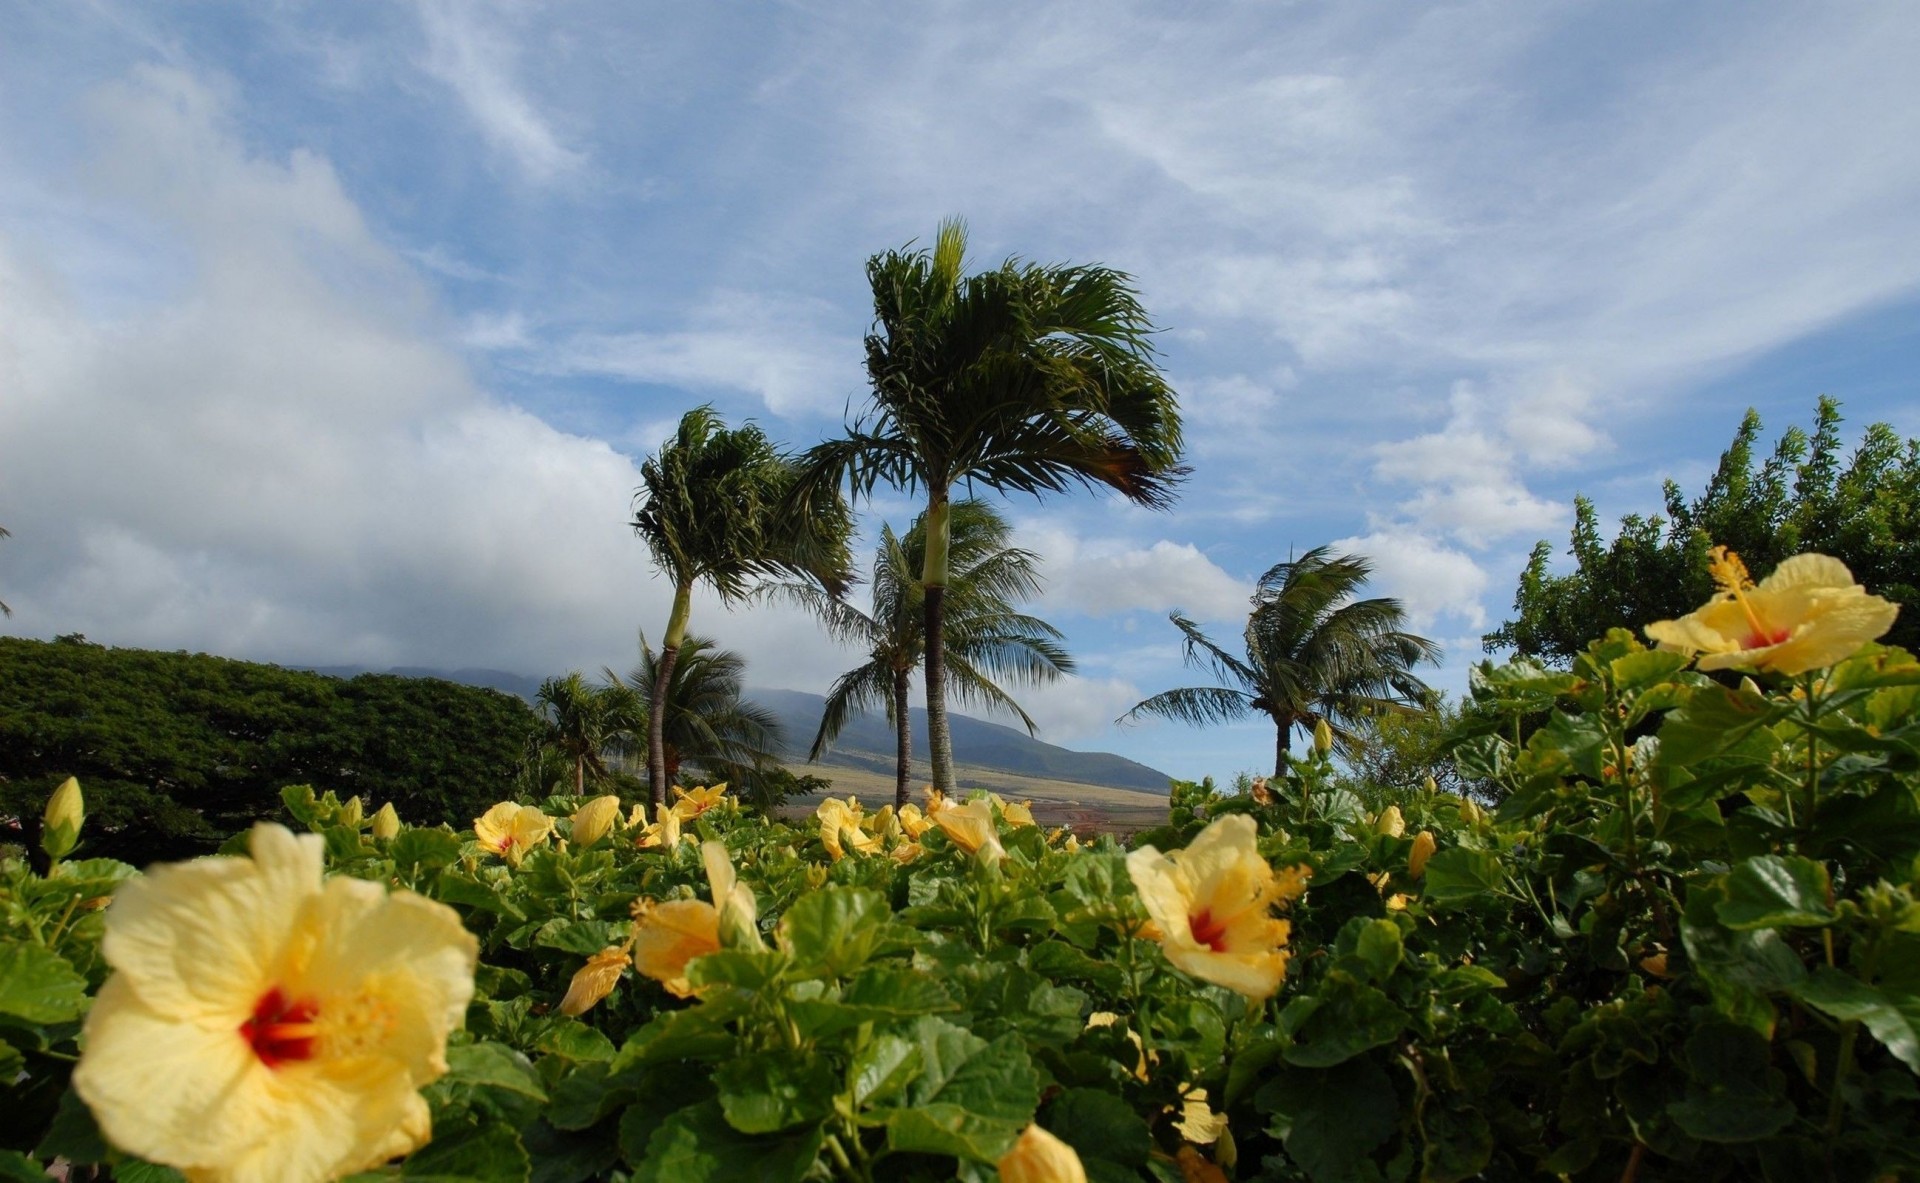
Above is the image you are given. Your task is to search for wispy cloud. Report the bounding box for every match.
[415,0,584,183]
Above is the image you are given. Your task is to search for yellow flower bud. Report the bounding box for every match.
[370,802,401,841]
[1373,805,1405,838]
[998,1124,1087,1183]
[1421,775,1438,796]
[1313,719,1333,757]
[570,795,622,848]
[338,796,364,828]
[1408,831,1437,879]
[43,777,84,860]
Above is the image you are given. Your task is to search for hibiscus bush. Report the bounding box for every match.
[4,554,1919,1182]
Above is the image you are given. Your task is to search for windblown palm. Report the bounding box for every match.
[1121,547,1441,777]
[632,407,852,805]
[533,672,634,796]
[797,220,1184,794]
[606,634,783,796]
[765,500,1073,806]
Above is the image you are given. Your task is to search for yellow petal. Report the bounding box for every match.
[998,1123,1087,1183]
[570,796,622,847]
[1176,1088,1228,1144]
[559,948,630,1016]
[630,900,720,997]
[1408,831,1437,880]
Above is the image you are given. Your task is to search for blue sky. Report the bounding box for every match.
[2,2,1917,782]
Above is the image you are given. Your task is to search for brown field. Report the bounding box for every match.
[778,762,1169,837]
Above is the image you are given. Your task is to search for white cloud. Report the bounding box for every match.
[1021,526,1248,624]
[1012,674,1147,743]
[415,0,584,183]
[0,66,856,692]
[1327,530,1489,634]
[539,291,863,419]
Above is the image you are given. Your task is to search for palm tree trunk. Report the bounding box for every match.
[575,755,585,797]
[649,583,694,807]
[921,493,956,796]
[1274,720,1292,780]
[893,666,913,809]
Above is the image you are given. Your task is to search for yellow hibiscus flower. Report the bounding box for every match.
[568,795,622,848]
[815,797,878,861]
[1408,831,1437,879]
[73,824,476,1183]
[558,947,630,1016]
[1645,548,1899,676]
[1125,814,1309,1000]
[896,802,933,839]
[998,1123,1087,1183]
[930,796,1005,862]
[633,804,683,850]
[472,802,553,866]
[629,840,756,996]
[669,783,729,821]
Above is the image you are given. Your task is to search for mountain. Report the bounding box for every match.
[290,664,1171,795]
[750,687,1171,794]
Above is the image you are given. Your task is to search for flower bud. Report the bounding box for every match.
[1373,805,1405,838]
[338,796,364,828]
[998,1124,1087,1183]
[43,777,84,861]
[370,802,401,841]
[1312,719,1333,757]
[571,795,622,848]
[1408,831,1437,879]
[1421,775,1438,796]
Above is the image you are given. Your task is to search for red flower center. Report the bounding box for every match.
[242,987,320,1068]
[1742,627,1792,650]
[1188,909,1230,952]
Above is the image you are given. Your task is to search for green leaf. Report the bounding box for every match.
[1656,684,1782,770]
[34,1088,109,1165]
[403,1119,531,1183]
[533,1021,617,1063]
[1283,977,1407,1068]
[1257,1058,1397,1183]
[883,1017,1039,1162]
[434,870,526,921]
[714,1050,836,1134]
[1665,1024,1797,1142]
[841,965,957,1017]
[1337,918,1403,983]
[535,919,626,957]
[1419,848,1505,905]
[0,1151,50,1183]
[852,1032,921,1106]
[635,1101,822,1183]
[1716,856,1835,929]
[392,827,464,874]
[0,944,88,1024]
[1609,648,1691,692]
[776,886,888,977]
[609,1000,741,1072]
[446,1041,547,1102]
[1793,968,1920,1075]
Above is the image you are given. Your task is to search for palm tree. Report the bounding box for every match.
[1,525,11,617]
[631,407,853,806]
[795,220,1185,795]
[533,672,636,796]
[605,634,784,793]
[765,499,1073,806]
[1120,547,1441,777]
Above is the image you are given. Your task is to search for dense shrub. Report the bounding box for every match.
[0,636,539,864]
[3,627,1918,1181]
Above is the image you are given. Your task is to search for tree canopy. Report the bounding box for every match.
[1486,397,1920,664]
[0,636,538,865]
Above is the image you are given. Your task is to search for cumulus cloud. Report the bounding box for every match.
[1014,674,1150,744]
[415,0,584,182]
[0,65,855,689]
[1326,530,1489,634]
[1020,526,1248,624]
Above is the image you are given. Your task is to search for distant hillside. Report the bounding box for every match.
[751,687,1170,794]
[296,664,1171,795]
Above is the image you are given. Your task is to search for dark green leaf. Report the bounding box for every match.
[777,887,888,977]
[1419,848,1504,905]
[715,1050,836,1134]
[0,944,87,1024]
[1045,1088,1151,1167]
[1716,856,1835,929]
[635,1101,822,1183]
[1666,1024,1796,1142]
[446,1042,547,1102]
[1793,968,1920,1075]
[403,1119,531,1183]
[1258,1058,1397,1183]
[1284,977,1406,1068]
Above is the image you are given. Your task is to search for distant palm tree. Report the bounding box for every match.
[632,407,852,806]
[765,499,1073,806]
[533,672,633,796]
[795,220,1185,795]
[606,634,783,793]
[1,525,12,617]
[1121,547,1441,777]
